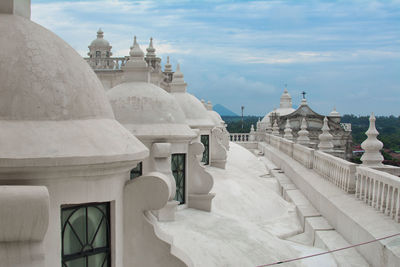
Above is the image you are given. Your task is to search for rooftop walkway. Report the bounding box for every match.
[157,143,359,267]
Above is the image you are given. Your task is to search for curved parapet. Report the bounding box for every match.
[0,186,50,267]
[210,127,228,169]
[124,172,191,267]
[188,142,215,211]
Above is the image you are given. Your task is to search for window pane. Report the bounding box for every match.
[64,257,86,267]
[171,154,185,204]
[88,252,108,267]
[201,135,209,165]
[61,203,110,267]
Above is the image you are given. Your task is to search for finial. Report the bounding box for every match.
[301,91,306,99]
[129,36,144,58]
[283,119,293,140]
[171,63,184,83]
[297,118,310,145]
[272,120,280,136]
[318,117,334,151]
[96,28,104,39]
[164,56,172,73]
[284,84,288,93]
[146,37,156,57]
[361,112,384,167]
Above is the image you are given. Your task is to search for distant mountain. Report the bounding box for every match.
[213,104,238,116]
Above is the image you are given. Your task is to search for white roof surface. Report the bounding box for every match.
[158,143,337,267]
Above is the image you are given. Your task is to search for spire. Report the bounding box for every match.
[129,36,145,58]
[280,87,292,109]
[97,28,104,39]
[272,120,280,136]
[206,101,213,111]
[0,0,31,19]
[361,113,384,167]
[170,63,187,92]
[283,119,293,140]
[122,36,149,82]
[146,37,156,58]
[318,117,334,151]
[164,56,172,73]
[297,118,310,145]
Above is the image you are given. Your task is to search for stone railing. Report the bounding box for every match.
[84,57,128,70]
[269,135,281,150]
[313,150,357,193]
[262,133,356,193]
[280,138,294,157]
[229,133,249,142]
[356,166,400,222]
[293,143,314,169]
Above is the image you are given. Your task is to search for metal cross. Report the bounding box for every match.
[301,91,306,99]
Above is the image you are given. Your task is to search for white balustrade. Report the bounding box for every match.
[293,143,314,169]
[84,57,128,70]
[269,134,281,149]
[313,150,356,193]
[356,166,400,222]
[229,133,250,142]
[280,138,294,157]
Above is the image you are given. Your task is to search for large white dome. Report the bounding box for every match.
[0,15,148,168]
[107,82,196,140]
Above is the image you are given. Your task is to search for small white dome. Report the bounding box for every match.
[89,28,110,47]
[107,82,196,139]
[172,92,215,129]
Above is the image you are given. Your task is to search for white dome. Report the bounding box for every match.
[107,82,196,139]
[0,15,148,168]
[261,88,295,123]
[89,28,110,48]
[261,108,295,123]
[172,92,215,129]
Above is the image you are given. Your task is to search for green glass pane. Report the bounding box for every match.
[201,135,209,165]
[171,154,185,204]
[64,208,86,255]
[88,252,107,267]
[64,257,86,267]
[87,207,106,249]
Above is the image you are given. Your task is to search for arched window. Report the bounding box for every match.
[61,203,111,267]
[95,51,101,58]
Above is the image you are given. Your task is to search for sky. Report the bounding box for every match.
[31,0,400,116]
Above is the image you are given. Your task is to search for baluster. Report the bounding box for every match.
[372,179,377,207]
[390,187,396,217]
[395,188,400,222]
[381,184,386,212]
[385,186,392,215]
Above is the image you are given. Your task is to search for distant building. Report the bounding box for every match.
[256,88,353,159]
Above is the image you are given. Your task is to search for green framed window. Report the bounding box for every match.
[130,162,142,180]
[171,154,186,204]
[200,135,210,165]
[61,202,111,267]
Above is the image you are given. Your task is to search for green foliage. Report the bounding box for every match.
[341,114,400,151]
[222,116,261,133]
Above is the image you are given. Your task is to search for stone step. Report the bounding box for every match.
[315,230,370,267]
[305,217,334,244]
